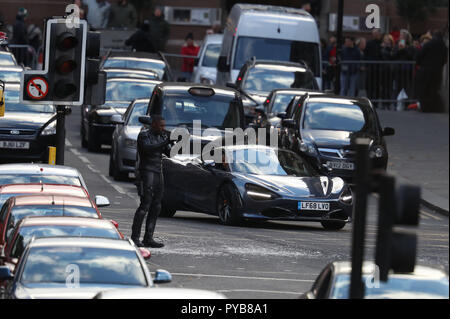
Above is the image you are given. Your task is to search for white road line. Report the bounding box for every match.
[65,139,73,147]
[216,289,304,295]
[169,272,315,282]
[69,148,81,156]
[78,156,90,164]
[99,174,127,194]
[86,164,100,173]
[420,210,442,221]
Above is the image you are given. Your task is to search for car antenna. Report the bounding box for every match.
[40,180,44,192]
[51,195,55,206]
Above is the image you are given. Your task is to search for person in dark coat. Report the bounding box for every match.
[11,8,29,66]
[125,20,155,53]
[415,29,448,113]
[149,7,170,52]
[364,28,382,103]
[340,37,360,97]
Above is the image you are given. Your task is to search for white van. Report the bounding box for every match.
[192,33,223,84]
[216,4,322,89]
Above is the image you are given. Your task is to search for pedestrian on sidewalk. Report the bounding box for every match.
[340,36,360,97]
[108,0,137,29]
[132,115,172,248]
[179,32,199,82]
[125,20,155,53]
[149,7,170,52]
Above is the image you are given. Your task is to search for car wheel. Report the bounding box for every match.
[217,184,241,226]
[87,126,101,152]
[321,220,346,230]
[160,202,176,218]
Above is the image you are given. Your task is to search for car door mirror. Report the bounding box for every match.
[139,247,151,260]
[226,82,237,89]
[95,195,110,207]
[281,118,298,129]
[0,265,13,281]
[153,269,172,284]
[382,127,395,136]
[138,116,152,126]
[217,56,228,72]
[111,114,124,125]
[277,112,287,119]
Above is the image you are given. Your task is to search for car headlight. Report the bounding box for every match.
[125,138,137,149]
[369,146,384,158]
[245,184,278,200]
[331,177,344,194]
[339,188,353,204]
[40,121,56,136]
[299,141,317,155]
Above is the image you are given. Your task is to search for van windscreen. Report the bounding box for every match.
[234,37,320,76]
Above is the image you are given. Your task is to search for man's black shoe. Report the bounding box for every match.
[132,239,145,247]
[143,239,164,248]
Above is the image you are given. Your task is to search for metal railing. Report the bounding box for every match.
[160,53,200,82]
[7,44,37,69]
[322,60,418,109]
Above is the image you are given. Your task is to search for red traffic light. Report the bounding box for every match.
[57,32,78,51]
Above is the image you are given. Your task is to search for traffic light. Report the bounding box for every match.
[83,30,106,106]
[375,173,421,281]
[21,18,88,105]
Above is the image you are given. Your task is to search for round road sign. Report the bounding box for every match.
[26,77,49,100]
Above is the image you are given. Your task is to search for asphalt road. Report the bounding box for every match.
[62,108,449,299]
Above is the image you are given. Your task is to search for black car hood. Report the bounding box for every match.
[0,112,55,130]
[303,129,376,149]
[237,173,338,198]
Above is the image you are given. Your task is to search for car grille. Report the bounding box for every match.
[0,128,36,136]
[318,148,356,160]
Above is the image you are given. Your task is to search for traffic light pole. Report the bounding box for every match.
[55,105,66,165]
[334,0,344,95]
[349,138,370,299]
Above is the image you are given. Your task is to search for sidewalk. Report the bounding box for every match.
[377,110,449,215]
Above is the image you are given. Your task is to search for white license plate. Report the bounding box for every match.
[0,141,30,149]
[326,161,355,170]
[298,202,330,211]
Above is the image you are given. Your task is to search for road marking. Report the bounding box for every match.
[99,174,127,194]
[69,148,81,156]
[420,210,442,221]
[216,289,304,295]
[86,164,100,173]
[169,272,315,282]
[78,156,90,164]
[65,139,72,147]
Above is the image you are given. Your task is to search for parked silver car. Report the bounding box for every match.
[192,33,223,84]
[109,99,149,180]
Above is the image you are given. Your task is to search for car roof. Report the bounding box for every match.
[271,88,324,96]
[106,77,161,85]
[332,261,449,279]
[18,216,113,228]
[305,94,372,106]
[0,66,22,72]
[250,60,308,69]
[12,194,93,207]
[0,163,81,176]
[235,4,312,18]
[202,33,223,44]
[157,82,237,97]
[107,51,164,61]
[0,184,87,197]
[28,237,134,250]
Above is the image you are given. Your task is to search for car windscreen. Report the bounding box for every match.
[21,246,147,286]
[243,65,317,94]
[228,148,318,176]
[303,102,377,133]
[271,93,299,113]
[331,274,449,299]
[0,53,16,66]
[10,225,120,259]
[4,102,55,113]
[0,174,82,187]
[234,37,320,76]
[0,70,21,82]
[160,93,241,129]
[202,44,221,67]
[104,58,165,79]
[127,102,147,126]
[106,81,156,102]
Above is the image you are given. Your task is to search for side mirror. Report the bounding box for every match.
[139,247,151,260]
[203,159,215,169]
[110,219,119,229]
[138,116,152,126]
[382,127,395,136]
[0,265,13,281]
[153,269,172,284]
[281,118,298,129]
[111,114,124,125]
[217,56,228,72]
[95,195,110,207]
[276,112,287,119]
[226,82,237,89]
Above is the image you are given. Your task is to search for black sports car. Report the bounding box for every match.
[279,94,395,183]
[161,144,353,230]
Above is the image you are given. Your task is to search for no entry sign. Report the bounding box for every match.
[26,77,49,100]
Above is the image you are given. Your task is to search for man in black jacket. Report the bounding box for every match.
[415,29,448,113]
[131,115,171,248]
[364,29,382,103]
[125,20,156,53]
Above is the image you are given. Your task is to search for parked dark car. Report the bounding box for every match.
[228,59,319,124]
[301,261,449,299]
[279,94,395,183]
[161,144,353,230]
[81,77,160,151]
[0,83,56,162]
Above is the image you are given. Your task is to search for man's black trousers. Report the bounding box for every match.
[131,170,163,243]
